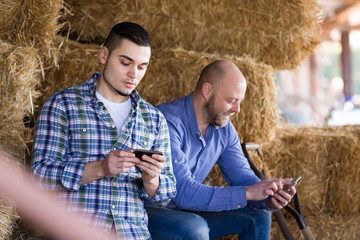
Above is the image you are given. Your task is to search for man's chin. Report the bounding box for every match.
[215,118,228,127]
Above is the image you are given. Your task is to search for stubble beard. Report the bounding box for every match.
[102,58,131,97]
[204,94,228,127]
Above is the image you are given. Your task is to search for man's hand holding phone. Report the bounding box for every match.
[133,149,165,198]
[269,176,301,210]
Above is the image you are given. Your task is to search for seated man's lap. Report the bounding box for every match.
[145,205,210,240]
[196,207,271,240]
[145,205,271,240]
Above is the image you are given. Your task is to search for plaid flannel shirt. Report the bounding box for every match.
[32,72,176,239]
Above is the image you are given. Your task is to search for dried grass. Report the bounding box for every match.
[34,36,101,114]
[0,40,41,160]
[62,0,322,70]
[33,41,279,144]
[270,213,360,240]
[141,47,279,144]
[0,146,22,240]
[262,124,360,216]
[0,0,65,64]
[0,195,17,240]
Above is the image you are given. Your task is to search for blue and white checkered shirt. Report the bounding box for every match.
[32,72,176,239]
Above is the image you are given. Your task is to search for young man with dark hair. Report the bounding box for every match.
[32,22,176,240]
[146,59,296,240]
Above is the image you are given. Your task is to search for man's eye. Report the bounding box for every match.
[138,65,147,70]
[121,62,130,66]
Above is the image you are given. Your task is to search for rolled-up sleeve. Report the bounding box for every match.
[32,96,87,191]
[141,117,177,207]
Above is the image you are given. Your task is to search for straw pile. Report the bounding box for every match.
[61,0,321,70]
[0,147,23,240]
[0,196,17,240]
[262,124,360,216]
[141,47,279,144]
[34,37,101,112]
[0,0,325,238]
[0,0,65,67]
[0,40,41,160]
[34,42,279,144]
[270,213,360,240]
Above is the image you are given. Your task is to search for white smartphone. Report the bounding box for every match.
[285,176,302,191]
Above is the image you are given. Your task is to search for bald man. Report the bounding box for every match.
[145,60,296,240]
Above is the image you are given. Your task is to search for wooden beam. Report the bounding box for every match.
[334,2,360,24]
[337,0,360,5]
[321,1,360,38]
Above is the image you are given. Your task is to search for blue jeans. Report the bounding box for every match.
[145,205,271,240]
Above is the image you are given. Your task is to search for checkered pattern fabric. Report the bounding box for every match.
[32,72,176,239]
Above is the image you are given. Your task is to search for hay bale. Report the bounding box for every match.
[271,213,360,240]
[0,0,64,61]
[0,40,41,159]
[0,196,18,240]
[0,146,23,240]
[35,37,101,111]
[262,124,360,216]
[34,40,279,144]
[141,47,279,144]
[62,0,321,70]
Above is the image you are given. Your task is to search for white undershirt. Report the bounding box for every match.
[96,91,132,137]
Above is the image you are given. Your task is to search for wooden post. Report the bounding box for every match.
[341,30,353,100]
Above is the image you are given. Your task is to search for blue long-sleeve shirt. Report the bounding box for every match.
[157,93,268,212]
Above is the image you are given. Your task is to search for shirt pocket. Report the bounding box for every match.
[69,125,110,156]
[131,128,157,151]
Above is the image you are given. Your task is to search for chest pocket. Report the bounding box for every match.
[69,125,111,156]
[131,127,157,150]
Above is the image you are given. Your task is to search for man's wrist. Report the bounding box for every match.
[82,160,106,185]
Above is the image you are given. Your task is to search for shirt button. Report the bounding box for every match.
[174,160,178,164]
[111,125,115,128]
[196,131,201,135]
[237,204,241,208]
[112,182,116,186]
[82,128,86,132]
[113,148,116,150]
[192,175,195,179]
[144,142,147,146]
[112,205,115,209]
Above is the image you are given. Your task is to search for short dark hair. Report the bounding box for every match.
[103,22,151,53]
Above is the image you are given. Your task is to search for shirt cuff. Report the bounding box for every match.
[141,174,176,207]
[248,197,271,211]
[61,161,87,191]
[231,186,248,209]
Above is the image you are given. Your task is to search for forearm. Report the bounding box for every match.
[81,160,106,185]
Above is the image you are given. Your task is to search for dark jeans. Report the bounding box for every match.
[145,205,271,240]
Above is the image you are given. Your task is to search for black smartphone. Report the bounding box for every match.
[285,176,302,191]
[133,149,163,160]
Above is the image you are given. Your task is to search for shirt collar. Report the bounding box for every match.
[185,93,203,136]
[185,92,223,137]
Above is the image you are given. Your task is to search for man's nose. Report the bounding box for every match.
[128,66,138,79]
[231,102,240,113]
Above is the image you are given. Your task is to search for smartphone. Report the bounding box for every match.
[285,176,302,191]
[133,149,163,161]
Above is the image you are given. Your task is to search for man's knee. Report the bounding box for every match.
[180,213,209,240]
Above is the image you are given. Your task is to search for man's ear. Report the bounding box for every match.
[202,82,213,101]
[99,46,109,65]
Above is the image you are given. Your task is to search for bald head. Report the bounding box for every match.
[195,59,246,93]
[192,59,247,128]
